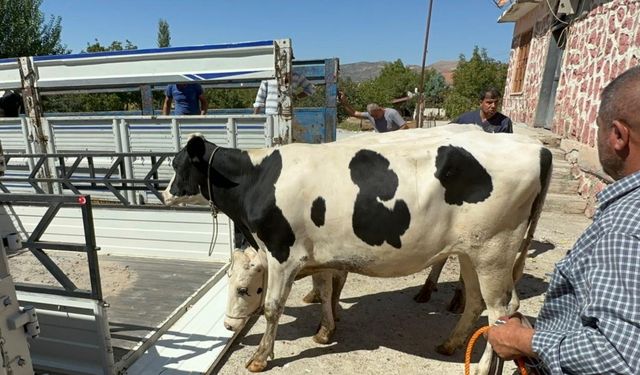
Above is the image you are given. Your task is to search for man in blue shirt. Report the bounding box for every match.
[453,88,512,133]
[487,66,640,374]
[162,83,208,115]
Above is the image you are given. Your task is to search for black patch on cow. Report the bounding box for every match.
[434,145,493,205]
[171,138,296,263]
[310,197,326,227]
[349,149,410,248]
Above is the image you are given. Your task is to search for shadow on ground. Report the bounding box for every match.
[228,276,545,371]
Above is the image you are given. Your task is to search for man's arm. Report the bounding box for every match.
[491,232,640,374]
[162,97,172,115]
[293,73,316,99]
[390,109,408,130]
[338,92,368,119]
[253,80,268,114]
[198,94,208,115]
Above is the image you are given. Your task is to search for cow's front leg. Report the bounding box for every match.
[414,258,446,303]
[246,259,300,372]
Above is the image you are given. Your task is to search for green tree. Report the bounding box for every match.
[422,69,448,107]
[0,0,67,58]
[157,19,171,48]
[443,46,508,119]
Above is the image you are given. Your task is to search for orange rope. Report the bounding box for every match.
[464,326,528,375]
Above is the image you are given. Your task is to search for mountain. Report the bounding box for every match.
[340,60,457,84]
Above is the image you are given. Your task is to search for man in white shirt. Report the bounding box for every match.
[253,72,316,115]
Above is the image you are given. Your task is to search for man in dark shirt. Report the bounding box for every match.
[452,88,512,133]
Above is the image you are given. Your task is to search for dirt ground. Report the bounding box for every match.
[215,203,591,373]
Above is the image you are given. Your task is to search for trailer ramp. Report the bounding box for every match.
[125,268,236,374]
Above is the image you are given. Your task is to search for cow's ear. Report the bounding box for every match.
[186,136,206,160]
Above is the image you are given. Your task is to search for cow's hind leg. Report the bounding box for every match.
[312,271,337,344]
[246,260,300,372]
[302,274,322,304]
[435,254,484,356]
[414,258,446,303]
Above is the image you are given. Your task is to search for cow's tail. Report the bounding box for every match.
[512,146,553,282]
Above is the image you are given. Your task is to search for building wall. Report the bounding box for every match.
[502,6,553,124]
[552,0,640,146]
[502,0,640,216]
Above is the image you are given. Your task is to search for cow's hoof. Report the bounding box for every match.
[302,290,321,304]
[447,290,465,314]
[313,326,334,344]
[413,288,433,303]
[435,343,456,356]
[246,359,267,372]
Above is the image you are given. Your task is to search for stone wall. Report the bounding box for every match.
[502,0,640,216]
[502,8,553,123]
[552,0,640,147]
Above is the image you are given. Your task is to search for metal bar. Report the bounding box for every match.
[417,0,435,129]
[27,247,80,293]
[171,118,181,151]
[81,196,102,301]
[15,283,91,299]
[0,193,83,203]
[103,181,131,205]
[119,119,137,204]
[24,241,91,252]
[4,152,176,158]
[20,117,36,171]
[227,118,237,148]
[88,156,97,189]
[28,201,63,242]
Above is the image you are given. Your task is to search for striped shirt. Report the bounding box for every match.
[253,73,316,115]
[532,171,640,374]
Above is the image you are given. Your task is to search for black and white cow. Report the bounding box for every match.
[163,125,552,374]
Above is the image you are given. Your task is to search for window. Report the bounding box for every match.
[512,30,532,93]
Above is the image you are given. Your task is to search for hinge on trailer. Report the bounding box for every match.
[6,302,39,339]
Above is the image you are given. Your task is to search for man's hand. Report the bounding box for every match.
[337,91,346,104]
[486,316,536,360]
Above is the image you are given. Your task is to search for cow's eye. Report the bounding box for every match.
[257,288,263,294]
[237,287,250,297]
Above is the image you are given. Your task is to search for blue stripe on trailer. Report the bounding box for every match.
[237,126,265,130]
[32,40,275,62]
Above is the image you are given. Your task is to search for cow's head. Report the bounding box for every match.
[163,134,211,206]
[224,248,267,331]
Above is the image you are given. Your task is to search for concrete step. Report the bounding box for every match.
[551,166,573,180]
[543,193,587,215]
[548,179,580,195]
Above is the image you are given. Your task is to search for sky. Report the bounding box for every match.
[41,0,515,65]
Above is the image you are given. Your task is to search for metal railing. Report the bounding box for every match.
[1,152,177,207]
[0,193,102,300]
